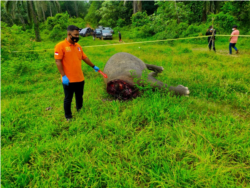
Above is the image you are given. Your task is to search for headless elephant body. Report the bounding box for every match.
[103,52,189,100]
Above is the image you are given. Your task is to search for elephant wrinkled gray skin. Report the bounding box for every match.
[103,52,190,100]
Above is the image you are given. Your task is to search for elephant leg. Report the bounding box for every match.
[146,75,190,96]
[145,64,164,77]
[146,74,168,88]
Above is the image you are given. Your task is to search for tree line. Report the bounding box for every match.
[2,0,250,41]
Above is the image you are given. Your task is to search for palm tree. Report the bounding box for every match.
[5,0,41,42]
[34,1,60,21]
[5,0,60,42]
[47,1,60,17]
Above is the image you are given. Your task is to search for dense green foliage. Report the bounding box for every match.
[2,25,250,186]
[2,1,250,39]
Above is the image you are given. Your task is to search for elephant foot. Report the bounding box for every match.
[107,79,139,100]
[169,85,190,96]
[146,64,164,73]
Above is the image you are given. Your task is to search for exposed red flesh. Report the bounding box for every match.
[107,79,139,100]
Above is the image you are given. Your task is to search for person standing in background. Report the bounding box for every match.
[229,25,239,55]
[206,26,216,52]
[92,30,96,41]
[118,31,122,42]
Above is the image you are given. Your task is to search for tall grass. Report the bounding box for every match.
[2,33,250,187]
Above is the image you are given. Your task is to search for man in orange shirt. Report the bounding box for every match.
[229,25,239,55]
[54,25,100,121]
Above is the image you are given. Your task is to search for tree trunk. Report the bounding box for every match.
[19,16,26,30]
[215,1,220,14]
[138,0,142,12]
[133,0,142,14]
[8,14,15,25]
[202,10,206,22]
[74,1,78,17]
[17,9,26,30]
[41,6,46,21]
[133,1,137,14]
[66,3,71,17]
[202,2,207,22]
[50,3,52,17]
[29,1,41,42]
[174,1,180,24]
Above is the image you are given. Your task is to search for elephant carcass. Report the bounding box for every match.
[103,52,190,100]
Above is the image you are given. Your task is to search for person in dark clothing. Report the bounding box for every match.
[206,26,216,52]
[118,31,122,42]
[54,25,100,121]
[92,30,96,41]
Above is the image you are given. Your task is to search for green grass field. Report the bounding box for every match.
[2,33,250,187]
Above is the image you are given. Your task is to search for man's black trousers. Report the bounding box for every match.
[62,81,85,119]
[208,40,216,52]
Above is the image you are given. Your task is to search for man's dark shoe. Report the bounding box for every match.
[236,50,239,54]
[66,118,72,122]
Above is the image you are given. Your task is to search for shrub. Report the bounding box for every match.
[207,12,237,34]
[11,24,23,34]
[43,30,50,35]
[117,18,126,27]
[152,15,168,33]
[49,24,65,41]
[131,11,149,27]
[1,21,8,28]
[139,25,155,38]
[46,17,55,30]
[68,17,86,29]
[177,22,189,37]
[155,1,190,24]
[154,31,168,40]
[54,13,69,29]
[46,12,69,31]
[84,1,102,28]
[183,25,202,37]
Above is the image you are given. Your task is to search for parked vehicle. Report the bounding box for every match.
[79,27,93,37]
[95,29,102,39]
[98,26,104,30]
[101,30,113,40]
[103,27,114,34]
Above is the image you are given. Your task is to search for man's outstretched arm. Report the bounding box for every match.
[83,57,100,72]
[83,57,95,67]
